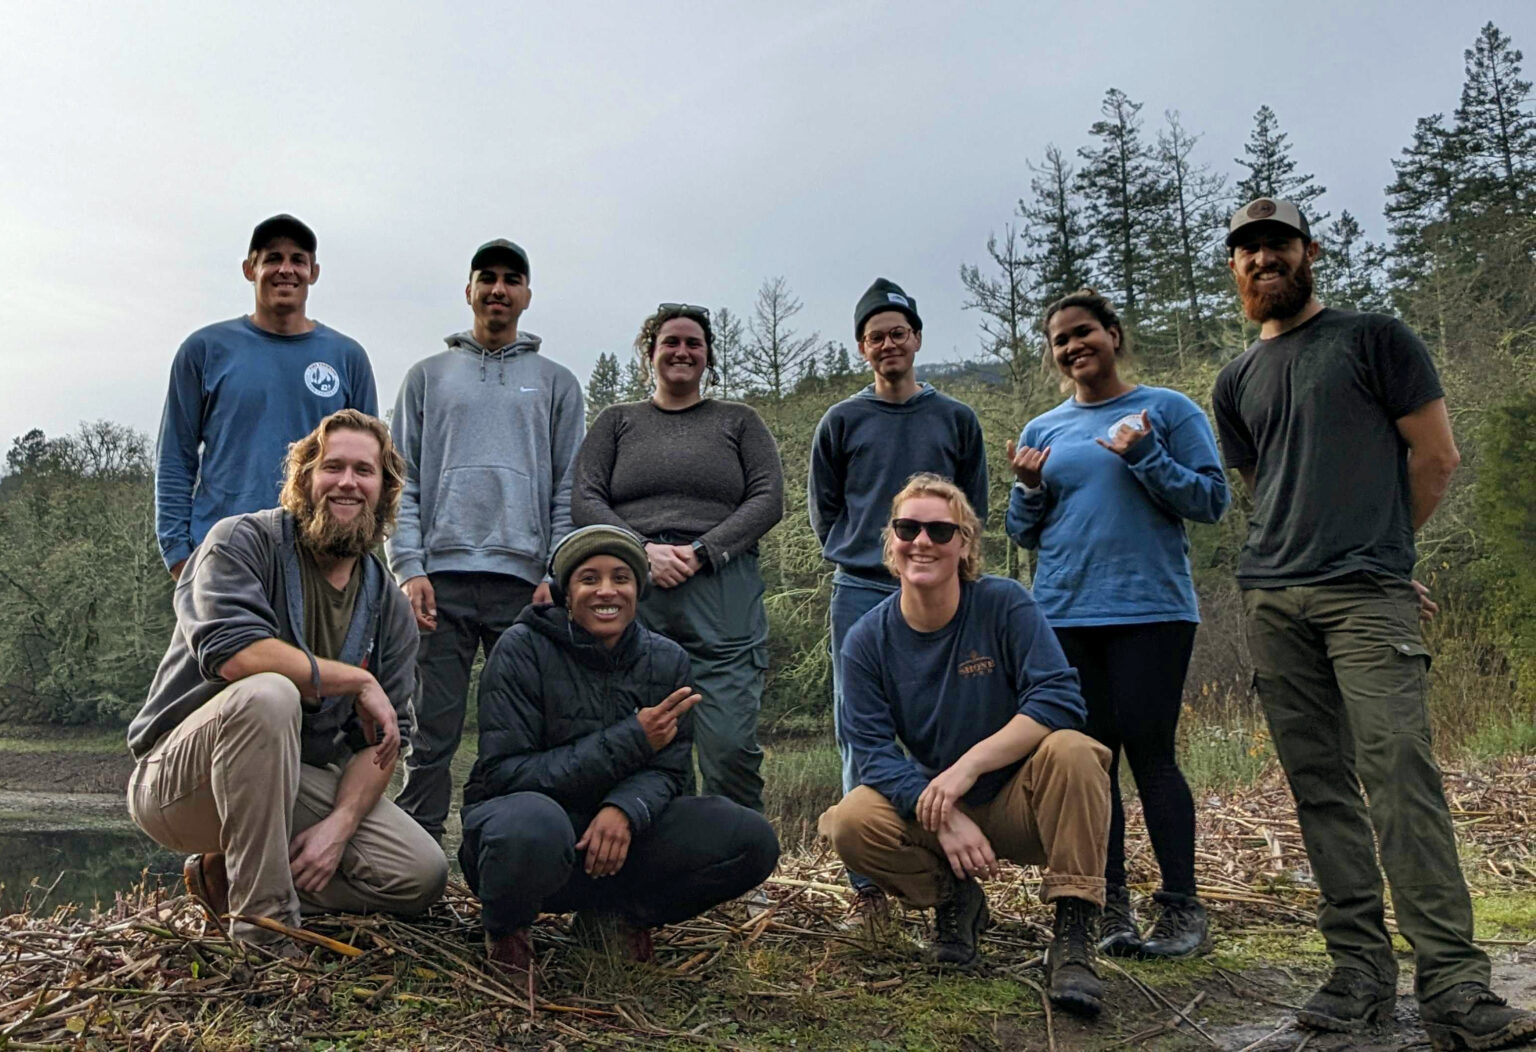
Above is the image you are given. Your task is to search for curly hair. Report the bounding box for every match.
[634,304,719,391]
[278,409,405,544]
[881,472,984,583]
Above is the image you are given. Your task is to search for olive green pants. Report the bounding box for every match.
[1243,574,1489,999]
[639,553,768,812]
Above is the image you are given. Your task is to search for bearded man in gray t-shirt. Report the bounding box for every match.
[1213,198,1533,1051]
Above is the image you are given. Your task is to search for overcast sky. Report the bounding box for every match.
[3,1,1533,445]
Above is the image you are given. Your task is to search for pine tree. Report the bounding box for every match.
[959,222,1038,393]
[1454,22,1536,209]
[585,352,622,423]
[1234,105,1327,220]
[713,307,746,398]
[621,356,649,402]
[742,277,818,400]
[1076,88,1160,313]
[1020,145,1092,300]
[1316,211,1388,312]
[820,339,854,379]
[1147,110,1230,356]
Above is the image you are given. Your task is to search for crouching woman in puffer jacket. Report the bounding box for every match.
[458,524,780,989]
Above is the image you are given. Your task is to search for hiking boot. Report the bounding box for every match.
[183,853,229,918]
[1097,884,1141,957]
[841,885,893,932]
[485,928,536,992]
[1045,897,1103,1018]
[1420,982,1536,1051]
[1295,967,1395,1032]
[1140,891,1210,958]
[928,876,988,967]
[571,912,656,964]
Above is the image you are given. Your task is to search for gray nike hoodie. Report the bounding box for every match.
[387,330,585,585]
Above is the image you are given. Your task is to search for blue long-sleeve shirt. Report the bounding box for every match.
[808,385,987,581]
[839,575,1085,817]
[155,317,376,569]
[1005,386,1228,626]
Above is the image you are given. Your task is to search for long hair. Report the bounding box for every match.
[634,304,718,391]
[881,472,984,582]
[279,409,405,542]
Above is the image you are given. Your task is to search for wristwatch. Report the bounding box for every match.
[690,539,709,566]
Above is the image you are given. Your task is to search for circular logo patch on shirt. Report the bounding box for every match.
[304,362,341,398]
[1107,413,1145,442]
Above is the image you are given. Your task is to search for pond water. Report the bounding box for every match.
[0,791,181,915]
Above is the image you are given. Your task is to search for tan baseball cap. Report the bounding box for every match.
[1226,198,1311,248]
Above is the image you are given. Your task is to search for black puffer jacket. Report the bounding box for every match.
[462,604,694,835]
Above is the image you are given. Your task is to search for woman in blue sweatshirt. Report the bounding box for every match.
[1006,289,1229,958]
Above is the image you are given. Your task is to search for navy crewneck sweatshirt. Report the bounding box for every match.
[808,384,988,580]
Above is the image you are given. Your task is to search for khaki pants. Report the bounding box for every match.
[818,730,1112,908]
[128,673,448,944]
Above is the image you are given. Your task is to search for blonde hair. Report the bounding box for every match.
[881,472,984,582]
[279,409,405,543]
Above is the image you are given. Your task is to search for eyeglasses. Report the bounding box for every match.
[863,325,913,348]
[658,302,711,320]
[891,518,960,544]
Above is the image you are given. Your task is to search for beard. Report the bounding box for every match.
[297,495,380,560]
[1237,252,1315,323]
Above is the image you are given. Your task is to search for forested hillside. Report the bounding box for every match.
[3,23,1532,748]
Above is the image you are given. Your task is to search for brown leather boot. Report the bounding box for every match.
[183,853,229,917]
[486,928,536,996]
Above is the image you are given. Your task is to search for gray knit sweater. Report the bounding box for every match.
[571,399,783,567]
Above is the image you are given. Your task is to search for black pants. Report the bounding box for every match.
[1054,621,1198,898]
[399,571,537,839]
[459,792,780,936]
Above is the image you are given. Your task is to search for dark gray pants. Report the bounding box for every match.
[1244,574,1490,1000]
[639,554,768,812]
[459,791,780,935]
[398,571,536,840]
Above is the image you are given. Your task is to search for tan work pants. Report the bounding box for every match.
[127,673,448,943]
[819,729,1111,908]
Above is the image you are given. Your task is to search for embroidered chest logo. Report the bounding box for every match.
[958,650,996,678]
[304,362,340,397]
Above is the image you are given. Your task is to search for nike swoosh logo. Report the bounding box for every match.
[519,386,538,392]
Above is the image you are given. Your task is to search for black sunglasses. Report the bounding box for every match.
[658,302,711,320]
[891,518,960,544]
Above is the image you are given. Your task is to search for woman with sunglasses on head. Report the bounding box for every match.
[572,304,784,812]
[1006,289,1229,959]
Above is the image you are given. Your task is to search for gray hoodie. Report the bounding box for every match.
[127,508,419,765]
[387,331,585,585]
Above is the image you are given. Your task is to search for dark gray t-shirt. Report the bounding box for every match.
[1212,308,1444,588]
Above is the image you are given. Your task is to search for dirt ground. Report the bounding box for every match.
[0,747,133,794]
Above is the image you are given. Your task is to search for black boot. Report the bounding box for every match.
[1419,982,1536,1051]
[1046,897,1104,1018]
[1140,891,1209,958]
[1296,967,1396,1032]
[928,875,988,967]
[1097,884,1141,957]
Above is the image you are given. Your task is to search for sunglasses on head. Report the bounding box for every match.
[891,518,960,544]
[658,302,711,320]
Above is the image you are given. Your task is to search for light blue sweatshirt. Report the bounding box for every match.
[386,331,585,585]
[1006,385,1228,626]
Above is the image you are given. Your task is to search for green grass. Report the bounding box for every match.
[0,726,126,753]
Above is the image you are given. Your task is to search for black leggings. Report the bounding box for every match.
[1054,621,1198,897]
